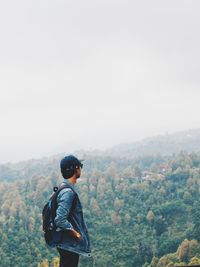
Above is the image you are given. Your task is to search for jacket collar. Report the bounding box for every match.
[62,179,77,192]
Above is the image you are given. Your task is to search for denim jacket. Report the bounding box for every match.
[54,180,91,257]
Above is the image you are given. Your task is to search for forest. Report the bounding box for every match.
[1,150,200,266]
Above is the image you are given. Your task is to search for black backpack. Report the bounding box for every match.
[42,184,77,247]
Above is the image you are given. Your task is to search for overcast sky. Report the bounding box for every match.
[0,0,200,163]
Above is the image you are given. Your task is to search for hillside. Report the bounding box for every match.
[105,128,200,158]
[1,152,200,266]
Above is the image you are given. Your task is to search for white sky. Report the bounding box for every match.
[0,0,200,163]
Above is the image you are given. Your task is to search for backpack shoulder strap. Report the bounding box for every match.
[51,184,78,227]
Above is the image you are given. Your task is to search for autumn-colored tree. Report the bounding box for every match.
[53,256,59,267]
[90,197,101,215]
[146,210,155,222]
[111,211,121,225]
[188,256,200,265]
[40,259,49,267]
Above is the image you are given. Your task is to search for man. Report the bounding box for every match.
[54,155,91,267]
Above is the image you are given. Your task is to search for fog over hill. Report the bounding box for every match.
[105,128,200,158]
[2,128,200,167]
[75,128,200,159]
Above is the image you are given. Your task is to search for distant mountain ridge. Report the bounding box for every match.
[104,128,200,158]
[2,129,200,167]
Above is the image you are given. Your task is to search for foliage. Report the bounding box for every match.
[148,239,200,267]
[1,152,200,266]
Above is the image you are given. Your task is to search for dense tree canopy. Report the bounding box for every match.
[0,152,200,266]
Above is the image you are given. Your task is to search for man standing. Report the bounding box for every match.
[54,155,91,267]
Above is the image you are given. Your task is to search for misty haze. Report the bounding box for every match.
[1,0,200,163]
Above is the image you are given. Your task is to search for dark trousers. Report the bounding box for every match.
[57,248,79,267]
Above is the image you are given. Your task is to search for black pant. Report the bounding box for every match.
[57,248,79,267]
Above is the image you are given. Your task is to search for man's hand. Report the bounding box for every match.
[69,229,82,241]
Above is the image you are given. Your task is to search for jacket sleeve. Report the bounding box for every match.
[54,188,75,231]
